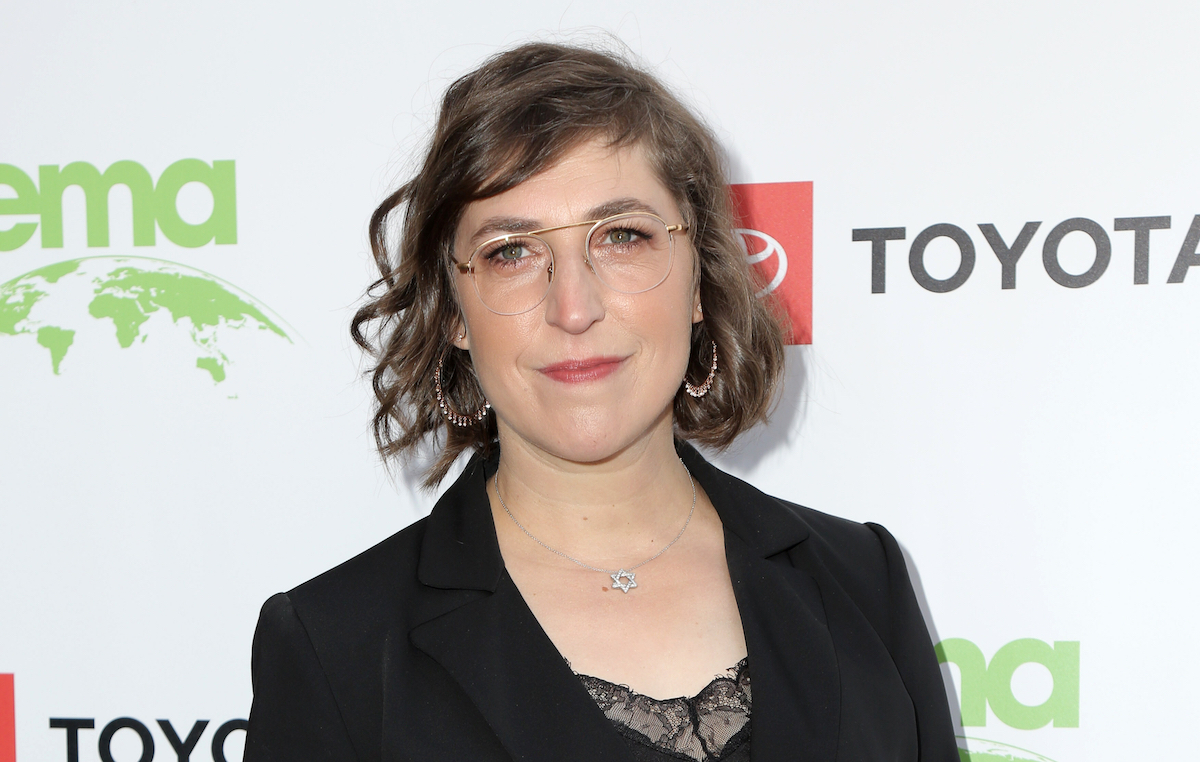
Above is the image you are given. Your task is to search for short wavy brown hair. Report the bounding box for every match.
[352,41,786,487]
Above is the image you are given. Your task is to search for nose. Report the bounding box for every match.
[541,238,606,333]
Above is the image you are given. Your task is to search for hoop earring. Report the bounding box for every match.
[684,341,718,398]
[435,350,491,427]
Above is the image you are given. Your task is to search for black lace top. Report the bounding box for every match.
[575,659,751,762]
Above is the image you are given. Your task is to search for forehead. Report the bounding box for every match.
[455,140,679,249]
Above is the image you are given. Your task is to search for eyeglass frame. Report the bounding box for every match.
[453,211,690,315]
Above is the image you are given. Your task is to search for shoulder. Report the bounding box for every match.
[690,444,895,586]
[247,520,434,762]
[251,515,434,689]
[778,497,898,583]
[280,515,432,638]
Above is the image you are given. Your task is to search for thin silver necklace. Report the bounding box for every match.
[494,461,696,593]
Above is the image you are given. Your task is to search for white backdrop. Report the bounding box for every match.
[3,2,1197,761]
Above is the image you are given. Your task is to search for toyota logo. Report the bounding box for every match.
[736,228,788,298]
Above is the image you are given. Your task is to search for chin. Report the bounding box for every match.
[500,403,675,466]
[536,421,630,465]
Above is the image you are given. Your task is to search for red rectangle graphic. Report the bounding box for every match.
[729,182,813,345]
[0,674,14,762]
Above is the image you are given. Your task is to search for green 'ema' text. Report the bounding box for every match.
[937,638,1080,730]
[0,160,236,251]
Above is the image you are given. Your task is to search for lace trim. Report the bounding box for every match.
[575,658,751,762]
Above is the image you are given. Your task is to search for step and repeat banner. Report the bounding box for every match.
[2,2,1196,761]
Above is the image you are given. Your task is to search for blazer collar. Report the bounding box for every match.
[416,453,504,592]
[677,440,811,558]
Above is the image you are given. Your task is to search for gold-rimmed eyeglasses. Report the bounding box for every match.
[454,212,689,316]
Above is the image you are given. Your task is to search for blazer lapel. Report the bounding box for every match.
[681,444,841,762]
[409,454,634,762]
[725,532,841,762]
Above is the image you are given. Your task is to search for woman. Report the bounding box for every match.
[245,42,958,762]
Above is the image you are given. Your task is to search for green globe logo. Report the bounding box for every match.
[0,256,291,383]
[958,737,1059,762]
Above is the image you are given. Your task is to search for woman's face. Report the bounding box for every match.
[452,139,702,465]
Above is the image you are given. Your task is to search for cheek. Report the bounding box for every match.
[662,257,704,336]
[462,313,536,392]
[627,289,698,382]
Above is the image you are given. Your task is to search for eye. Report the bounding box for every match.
[476,236,551,276]
[485,242,530,261]
[480,242,537,270]
[602,227,644,245]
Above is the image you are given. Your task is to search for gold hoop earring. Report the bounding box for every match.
[435,350,491,427]
[684,341,718,398]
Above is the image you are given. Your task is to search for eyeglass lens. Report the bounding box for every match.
[470,214,675,315]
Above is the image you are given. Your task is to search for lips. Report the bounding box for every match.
[538,356,627,383]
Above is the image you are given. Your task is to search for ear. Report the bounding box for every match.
[691,289,704,324]
[451,321,470,350]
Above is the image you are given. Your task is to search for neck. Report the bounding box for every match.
[491,420,695,562]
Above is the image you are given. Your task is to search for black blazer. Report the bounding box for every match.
[244,443,958,761]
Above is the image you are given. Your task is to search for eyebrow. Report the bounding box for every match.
[467,197,664,246]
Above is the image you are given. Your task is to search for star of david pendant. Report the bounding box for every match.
[610,570,637,593]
